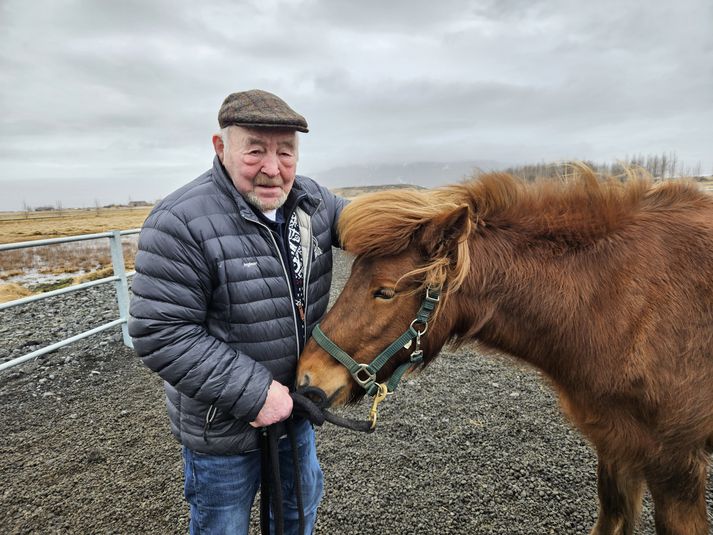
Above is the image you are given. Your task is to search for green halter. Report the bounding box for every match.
[311,286,441,399]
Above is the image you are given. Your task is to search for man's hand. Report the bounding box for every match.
[250,380,293,428]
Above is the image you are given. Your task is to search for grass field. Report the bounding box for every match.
[0,206,152,245]
[0,206,153,303]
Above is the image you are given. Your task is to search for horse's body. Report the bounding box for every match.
[297,169,713,534]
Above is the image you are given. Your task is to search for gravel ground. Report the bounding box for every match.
[1,249,711,534]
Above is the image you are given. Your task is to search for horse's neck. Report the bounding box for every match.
[455,240,607,384]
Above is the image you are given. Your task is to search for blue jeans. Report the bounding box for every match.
[183,420,323,535]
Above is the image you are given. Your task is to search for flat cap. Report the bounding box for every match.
[218,89,309,133]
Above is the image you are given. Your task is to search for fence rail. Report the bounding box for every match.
[0,229,140,372]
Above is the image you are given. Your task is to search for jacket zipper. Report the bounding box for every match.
[252,219,301,360]
[203,404,218,442]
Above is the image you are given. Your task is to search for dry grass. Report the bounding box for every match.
[74,267,116,284]
[0,207,148,303]
[0,206,152,245]
[332,184,426,199]
[0,240,137,275]
[0,283,33,302]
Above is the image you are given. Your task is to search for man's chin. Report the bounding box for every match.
[245,191,288,212]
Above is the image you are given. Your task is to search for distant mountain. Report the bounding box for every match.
[330,183,428,199]
[310,160,505,189]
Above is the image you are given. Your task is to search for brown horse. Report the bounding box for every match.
[297,168,713,535]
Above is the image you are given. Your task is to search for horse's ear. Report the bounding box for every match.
[418,205,471,258]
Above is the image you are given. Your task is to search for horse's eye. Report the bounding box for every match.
[374,288,395,300]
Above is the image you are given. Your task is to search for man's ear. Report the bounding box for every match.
[418,205,471,259]
[212,134,225,161]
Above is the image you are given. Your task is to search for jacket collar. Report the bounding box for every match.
[210,156,320,223]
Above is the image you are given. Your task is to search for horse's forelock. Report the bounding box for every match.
[338,188,474,311]
[338,189,463,257]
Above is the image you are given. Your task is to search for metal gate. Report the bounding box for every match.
[0,229,140,372]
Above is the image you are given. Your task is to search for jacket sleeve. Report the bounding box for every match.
[128,208,271,422]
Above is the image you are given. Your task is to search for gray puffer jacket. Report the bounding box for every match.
[129,157,346,454]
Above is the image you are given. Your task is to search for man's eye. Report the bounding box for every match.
[373,288,395,300]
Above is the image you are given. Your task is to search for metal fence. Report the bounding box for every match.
[0,229,140,372]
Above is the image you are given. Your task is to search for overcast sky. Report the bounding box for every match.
[1,0,711,210]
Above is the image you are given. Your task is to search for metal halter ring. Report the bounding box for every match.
[353,363,376,388]
[409,318,428,336]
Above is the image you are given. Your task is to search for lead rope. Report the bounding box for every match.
[286,418,307,535]
[259,427,272,534]
[259,419,307,535]
[259,425,284,534]
[259,390,375,535]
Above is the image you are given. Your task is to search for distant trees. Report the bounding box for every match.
[503,152,706,181]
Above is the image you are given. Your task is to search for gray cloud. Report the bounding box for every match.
[0,0,711,210]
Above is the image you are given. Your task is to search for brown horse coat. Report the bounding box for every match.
[298,168,713,534]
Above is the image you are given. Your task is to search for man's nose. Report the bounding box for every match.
[261,153,280,177]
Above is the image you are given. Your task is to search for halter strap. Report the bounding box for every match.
[311,287,441,398]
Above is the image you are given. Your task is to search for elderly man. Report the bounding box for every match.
[129,89,346,534]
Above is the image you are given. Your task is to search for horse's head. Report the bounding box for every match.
[297,189,472,407]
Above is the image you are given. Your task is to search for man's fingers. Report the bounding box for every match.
[249,380,293,427]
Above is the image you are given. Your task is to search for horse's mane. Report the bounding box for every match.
[338,166,706,293]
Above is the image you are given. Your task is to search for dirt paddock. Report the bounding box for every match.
[1,250,711,534]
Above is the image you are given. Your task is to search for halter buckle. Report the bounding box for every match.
[353,364,376,389]
[426,287,441,302]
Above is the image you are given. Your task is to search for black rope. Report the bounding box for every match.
[259,428,271,534]
[259,388,374,535]
[286,418,306,535]
[260,425,284,534]
[291,387,374,433]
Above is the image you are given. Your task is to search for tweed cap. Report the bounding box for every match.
[218,89,308,133]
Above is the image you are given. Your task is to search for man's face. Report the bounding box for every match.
[213,126,298,211]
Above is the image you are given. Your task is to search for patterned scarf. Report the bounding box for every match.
[286,211,304,319]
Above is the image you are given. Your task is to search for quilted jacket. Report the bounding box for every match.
[129,156,346,454]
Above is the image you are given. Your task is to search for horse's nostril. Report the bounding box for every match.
[298,373,311,388]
